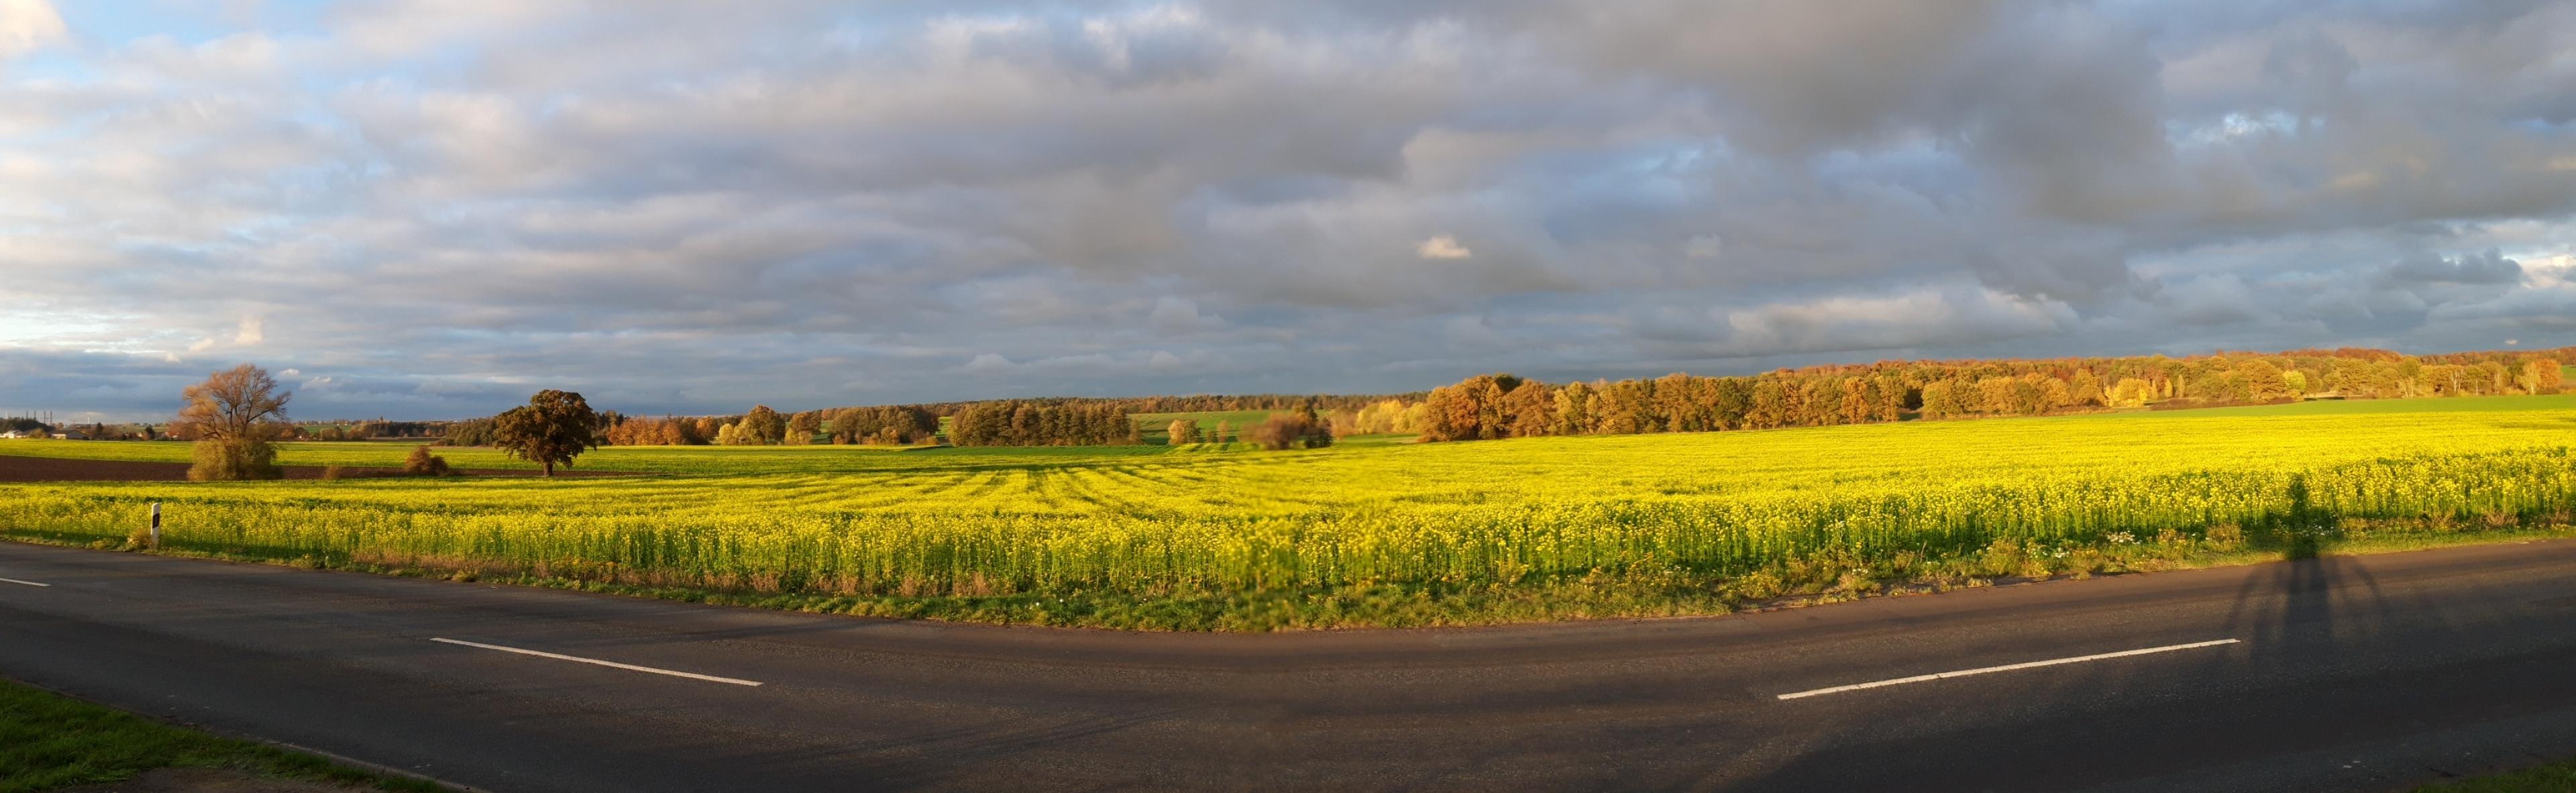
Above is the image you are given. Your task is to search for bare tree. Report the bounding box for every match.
[175,364,292,481]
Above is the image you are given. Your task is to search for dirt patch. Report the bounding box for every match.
[52,767,363,793]
[0,455,633,483]
[0,456,189,482]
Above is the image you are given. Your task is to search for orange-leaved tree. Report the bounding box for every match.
[175,364,291,481]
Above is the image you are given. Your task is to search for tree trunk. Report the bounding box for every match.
[544,462,555,478]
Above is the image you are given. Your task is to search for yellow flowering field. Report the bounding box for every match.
[3,399,2573,629]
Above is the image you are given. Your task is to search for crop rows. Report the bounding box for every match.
[3,407,2573,615]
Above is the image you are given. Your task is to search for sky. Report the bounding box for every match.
[2,1,2573,421]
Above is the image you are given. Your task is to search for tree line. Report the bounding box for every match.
[171,366,600,480]
[1414,347,2571,442]
[292,421,443,441]
[590,405,947,447]
[899,392,1420,417]
[155,346,2567,460]
[949,401,1139,447]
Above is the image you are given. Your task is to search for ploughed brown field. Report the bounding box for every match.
[0,455,628,482]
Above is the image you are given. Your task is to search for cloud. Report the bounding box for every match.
[2378,250,2523,287]
[960,354,1017,374]
[1146,296,1223,333]
[1415,235,1474,260]
[3,1,2575,419]
[1702,286,2077,358]
[0,0,63,59]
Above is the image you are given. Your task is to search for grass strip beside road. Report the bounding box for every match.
[0,677,441,793]
[2419,758,2576,792]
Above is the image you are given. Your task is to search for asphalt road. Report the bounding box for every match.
[5,539,2576,792]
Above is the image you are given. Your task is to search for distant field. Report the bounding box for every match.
[0,439,1179,476]
[1132,410,1296,443]
[6,394,2557,469]
[3,393,2573,630]
[2076,392,2576,419]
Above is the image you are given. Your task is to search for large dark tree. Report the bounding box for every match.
[494,390,600,477]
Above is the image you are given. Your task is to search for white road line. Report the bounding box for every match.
[429,637,763,687]
[1776,639,2241,700]
[0,576,49,587]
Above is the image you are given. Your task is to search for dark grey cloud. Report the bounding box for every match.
[2381,250,2524,286]
[1,0,2573,421]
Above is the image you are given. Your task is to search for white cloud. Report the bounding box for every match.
[1416,235,1472,260]
[233,316,264,346]
[0,0,64,60]
[1707,286,2077,358]
[961,353,1017,373]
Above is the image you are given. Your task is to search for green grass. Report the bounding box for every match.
[1328,432,1416,448]
[2417,757,2576,792]
[2085,393,2576,419]
[0,678,436,792]
[1131,410,1291,443]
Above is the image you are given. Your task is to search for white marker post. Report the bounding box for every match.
[149,502,160,549]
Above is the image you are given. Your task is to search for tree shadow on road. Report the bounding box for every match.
[1720,537,2479,792]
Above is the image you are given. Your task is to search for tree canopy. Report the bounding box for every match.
[1413,346,2575,443]
[493,390,600,476]
[176,364,291,481]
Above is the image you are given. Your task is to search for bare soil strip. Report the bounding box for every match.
[0,455,629,483]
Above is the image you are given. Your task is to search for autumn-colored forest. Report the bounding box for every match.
[1399,346,2571,442]
[374,346,2576,449]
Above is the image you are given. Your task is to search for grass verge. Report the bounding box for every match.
[2418,757,2576,792]
[0,677,441,793]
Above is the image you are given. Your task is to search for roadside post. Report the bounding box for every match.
[150,503,161,549]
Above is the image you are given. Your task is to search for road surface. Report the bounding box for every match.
[4,539,2575,792]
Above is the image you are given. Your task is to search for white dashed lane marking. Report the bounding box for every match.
[1776,639,2241,700]
[429,637,764,686]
